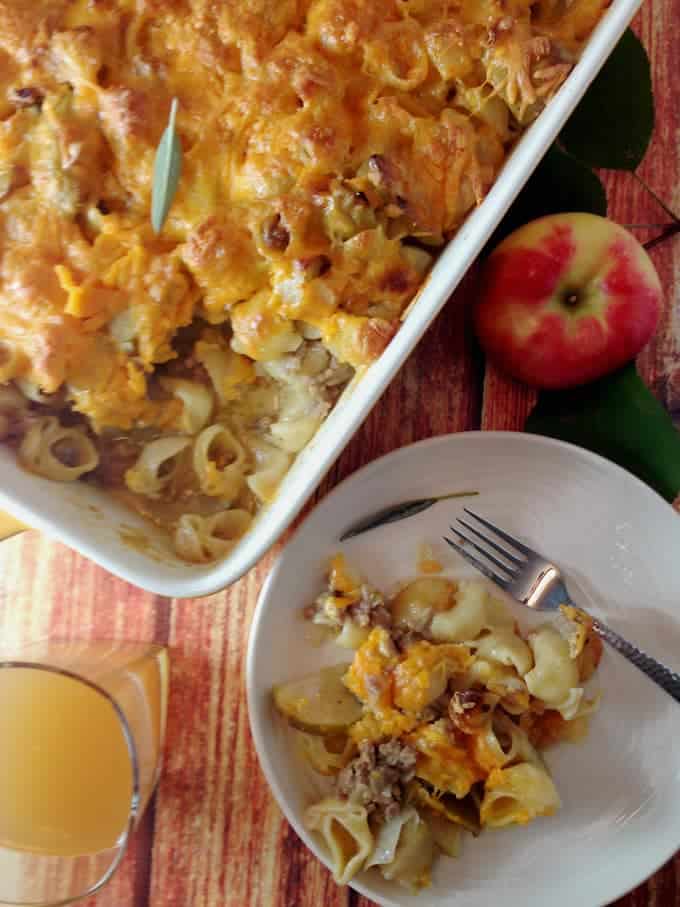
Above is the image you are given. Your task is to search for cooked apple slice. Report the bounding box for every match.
[273,664,363,735]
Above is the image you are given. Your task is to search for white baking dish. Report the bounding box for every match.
[0,0,642,597]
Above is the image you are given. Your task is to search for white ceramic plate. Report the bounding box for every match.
[247,432,680,907]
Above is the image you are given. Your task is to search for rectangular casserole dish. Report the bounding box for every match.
[0,0,643,598]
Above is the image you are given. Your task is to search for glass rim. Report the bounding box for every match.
[0,660,141,907]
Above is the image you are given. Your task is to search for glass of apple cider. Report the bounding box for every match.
[0,640,169,905]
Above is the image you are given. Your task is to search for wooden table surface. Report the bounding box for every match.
[1,4,678,905]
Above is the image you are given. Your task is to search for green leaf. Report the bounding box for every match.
[559,29,654,171]
[339,491,479,541]
[488,144,606,249]
[525,363,680,503]
[151,98,182,234]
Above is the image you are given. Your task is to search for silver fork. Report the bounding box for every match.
[444,508,680,704]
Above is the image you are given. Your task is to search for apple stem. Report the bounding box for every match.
[633,172,680,224]
[643,221,680,252]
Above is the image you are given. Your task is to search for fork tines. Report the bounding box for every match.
[443,508,529,588]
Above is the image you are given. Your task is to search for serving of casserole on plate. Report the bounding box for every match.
[270,561,604,893]
[0,0,643,594]
[248,433,680,906]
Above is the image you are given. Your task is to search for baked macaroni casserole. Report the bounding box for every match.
[0,0,609,561]
[273,556,603,890]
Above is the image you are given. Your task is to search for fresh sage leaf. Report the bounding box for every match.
[559,29,654,171]
[151,98,182,234]
[525,363,680,504]
[340,491,479,541]
[488,145,606,250]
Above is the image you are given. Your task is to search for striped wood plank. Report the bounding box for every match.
[0,1,677,903]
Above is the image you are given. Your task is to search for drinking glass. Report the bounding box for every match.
[0,640,169,905]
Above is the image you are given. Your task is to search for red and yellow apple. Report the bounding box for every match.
[474,213,663,389]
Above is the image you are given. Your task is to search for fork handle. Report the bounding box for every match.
[593,619,680,704]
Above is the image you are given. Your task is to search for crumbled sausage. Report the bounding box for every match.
[262,213,290,251]
[159,356,211,385]
[337,740,417,819]
[92,437,140,487]
[307,581,392,632]
[346,584,392,629]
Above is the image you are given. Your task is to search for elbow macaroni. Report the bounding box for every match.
[246,438,292,503]
[525,625,583,718]
[192,424,247,500]
[430,581,515,642]
[174,509,252,563]
[474,628,533,675]
[160,378,214,435]
[305,798,374,886]
[125,436,191,498]
[19,417,99,482]
[481,763,561,827]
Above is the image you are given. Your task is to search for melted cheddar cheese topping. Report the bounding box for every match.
[0,0,609,559]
